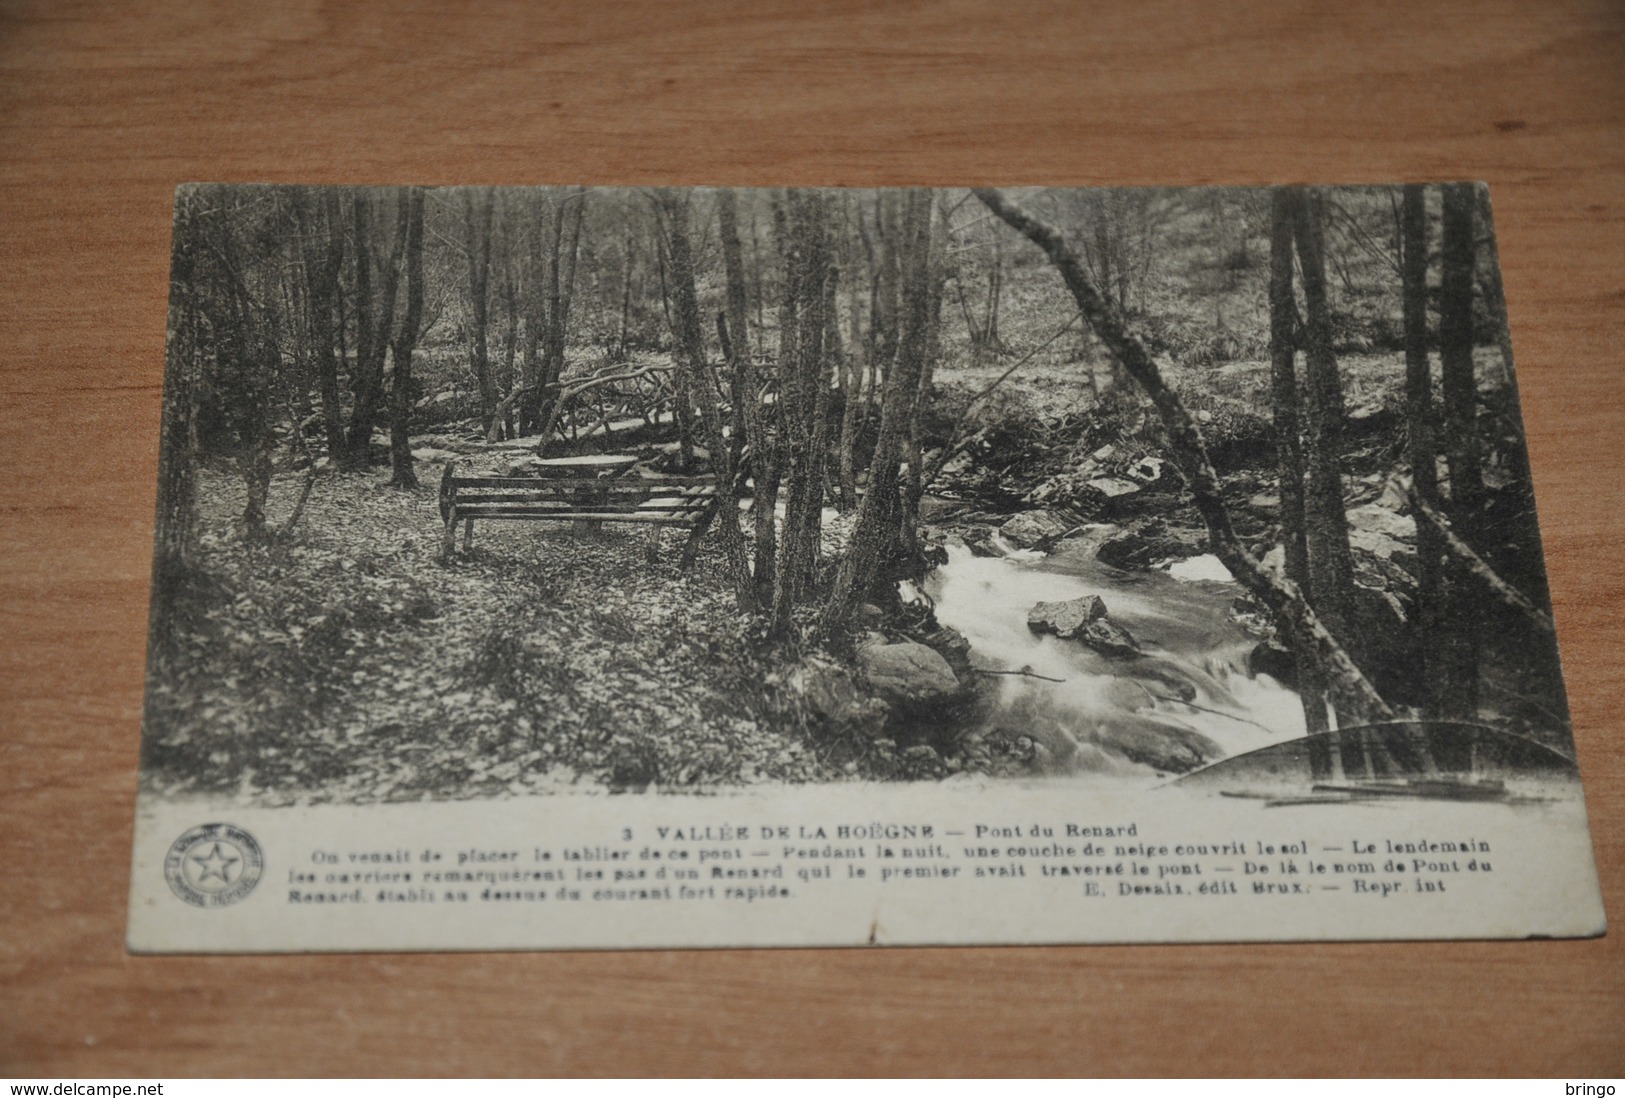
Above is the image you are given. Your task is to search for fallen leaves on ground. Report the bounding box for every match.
[144,463,846,806]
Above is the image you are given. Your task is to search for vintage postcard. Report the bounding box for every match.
[128,183,1605,952]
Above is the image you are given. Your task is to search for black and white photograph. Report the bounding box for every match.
[128,182,1605,951]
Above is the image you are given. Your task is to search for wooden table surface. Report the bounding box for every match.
[2,0,1621,1078]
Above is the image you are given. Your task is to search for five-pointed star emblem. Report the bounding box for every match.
[191,842,240,884]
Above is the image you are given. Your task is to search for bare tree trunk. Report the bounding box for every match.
[721,197,778,605]
[345,190,409,469]
[819,188,934,634]
[463,188,497,430]
[750,208,765,333]
[1470,184,1555,651]
[1402,184,1450,721]
[975,187,1394,725]
[544,189,586,409]
[301,190,347,462]
[513,193,550,438]
[774,191,834,633]
[156,189,200,582]
[650,211,695,468]
[618,228,636,357]
[389,187,425,489]
[749,193,806,610]
[499,246,520,439]
[1268,189,1329,737]
[342,192,377,470]
[1287,189,1359,663]
[719,190,752,363]
[836,215,865,513]
[1434,181,1484,719]
[1092,195,1114,307]
[719,189,753,475]
[1472,185,1516,380]
[225,275,278,542]
[902,245,946,571]
[1441,186,1484,512]
[658,190,757,608]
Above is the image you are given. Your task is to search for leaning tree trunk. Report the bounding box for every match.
[974,187,1394,726]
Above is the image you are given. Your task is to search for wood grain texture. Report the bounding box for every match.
[1,0,1621,1077]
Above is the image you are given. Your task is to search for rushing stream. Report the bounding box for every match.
[924,536,1307,779]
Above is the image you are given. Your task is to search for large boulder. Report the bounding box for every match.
[857,640,963,709]
[1027,597,1141,659]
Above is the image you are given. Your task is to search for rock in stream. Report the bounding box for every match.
[1026,596,1142,659]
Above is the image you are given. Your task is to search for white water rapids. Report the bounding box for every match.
[924,540,1307,778]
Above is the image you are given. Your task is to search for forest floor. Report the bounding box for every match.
[143,469,863,805]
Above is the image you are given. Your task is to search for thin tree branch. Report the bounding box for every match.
[921,311,1084,489]
[973,666,1067,683]
[974,186,1395,725]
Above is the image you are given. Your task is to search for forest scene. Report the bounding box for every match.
[141,182,1575,806]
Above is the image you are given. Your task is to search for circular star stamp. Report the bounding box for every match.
[164,823,265,908]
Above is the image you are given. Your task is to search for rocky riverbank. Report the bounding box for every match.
[778,394,1435,781]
